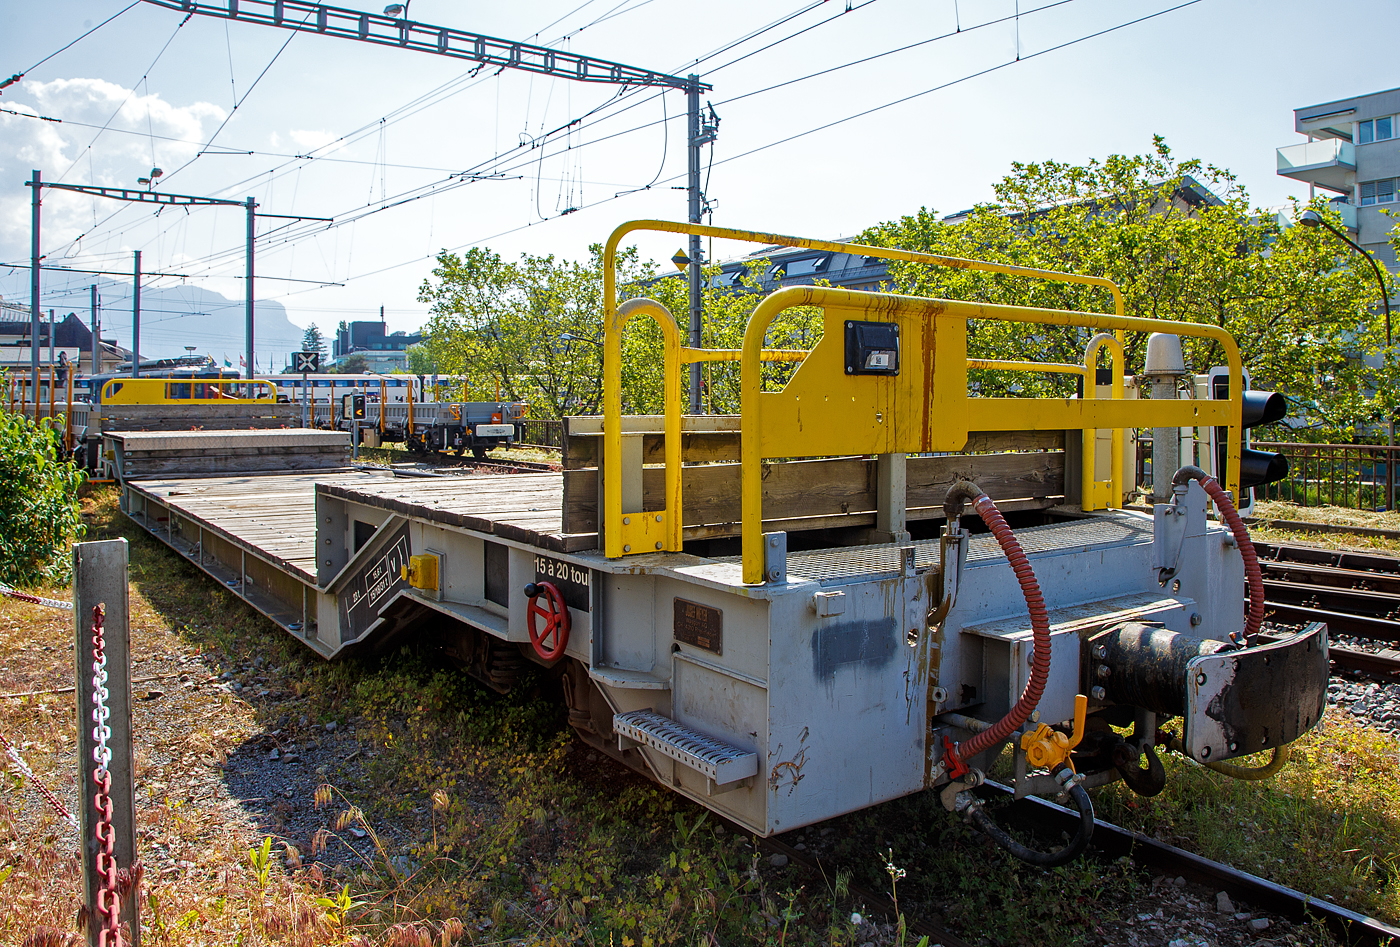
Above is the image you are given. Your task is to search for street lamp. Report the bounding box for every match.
[1300,207,1397,503]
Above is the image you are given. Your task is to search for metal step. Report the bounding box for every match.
[614,709,757,790]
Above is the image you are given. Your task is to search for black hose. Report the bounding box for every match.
[968,776,1095,868]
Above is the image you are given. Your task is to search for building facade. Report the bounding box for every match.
[1278,87,1400,269]
[331,320,424,373]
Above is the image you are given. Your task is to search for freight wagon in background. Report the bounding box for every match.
[119,219,1323,866]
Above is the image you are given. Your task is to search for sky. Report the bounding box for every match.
[1,0,1396,363]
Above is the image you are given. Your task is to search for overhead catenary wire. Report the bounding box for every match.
[35,0,847,263]
[238,0,1211,300]
[16,0,1190,300]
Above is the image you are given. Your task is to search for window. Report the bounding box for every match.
[783,255,829,278]
[1360,116,1395,144]
[1361,178,1397,206]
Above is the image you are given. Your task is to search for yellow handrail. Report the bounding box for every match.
[1081,332,1126,511]
[600,220,1132,564]
[738,287,1240,583]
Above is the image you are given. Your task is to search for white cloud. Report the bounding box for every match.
[289,128,336,152]
[0,78,228,263]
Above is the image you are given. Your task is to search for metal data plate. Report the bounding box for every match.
[1183,622,1329,763]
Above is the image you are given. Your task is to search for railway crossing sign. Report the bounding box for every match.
[294,351,320,373]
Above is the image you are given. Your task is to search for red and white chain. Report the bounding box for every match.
[89,604,124,947]
[0,730,78,830]
[0,581,74,611]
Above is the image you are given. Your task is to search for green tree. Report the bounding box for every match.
[417,247,821,418]
[337,352,369,374]
[861,138,1389,437]
[0,402,85,585]
[301,324,327,358]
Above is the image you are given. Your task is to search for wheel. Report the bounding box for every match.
[525,581,570,661]
[472,445,487,460]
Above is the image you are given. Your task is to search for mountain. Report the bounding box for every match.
[15,280,306,371]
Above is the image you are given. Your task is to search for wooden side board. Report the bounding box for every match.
[561,450,1065,538]
[99,402,299,432]
[562,426,1065,469]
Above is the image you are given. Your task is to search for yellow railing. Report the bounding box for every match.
[600,221,1241,582]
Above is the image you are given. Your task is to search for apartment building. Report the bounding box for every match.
[1278,87,1400,269]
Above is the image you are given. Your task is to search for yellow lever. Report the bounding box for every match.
[1020,694,1088,772]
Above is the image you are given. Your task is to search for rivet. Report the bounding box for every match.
[623,544,631,553]
[1229,742,1238,752]
[1090,686,1106,700]
[655,542,662,550]
[1096,664,1112,679]
[623,516,630,525]
[1196,671,1208,686]
[1189,612,1202,626]
[1094,644,1107,658]
[656,514,663,522]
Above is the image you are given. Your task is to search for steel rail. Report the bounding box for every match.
[1255,541,1400,575]
[985,782,1400,946]
[1258,600,1400,644]
[1261,577,1400,619]
[1259,559,1400,596]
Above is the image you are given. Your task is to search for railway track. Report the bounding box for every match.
[1254,541,1400,683]
[754,784,1400,947]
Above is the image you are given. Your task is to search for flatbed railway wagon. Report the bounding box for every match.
[120,220,1327,865]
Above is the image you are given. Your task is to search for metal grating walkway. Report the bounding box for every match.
[716,512,1155,584]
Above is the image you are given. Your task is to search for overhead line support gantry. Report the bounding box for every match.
[140,0,717,410]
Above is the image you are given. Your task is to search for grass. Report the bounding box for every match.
[2,489,1397,945]
[1095,715,1400,923]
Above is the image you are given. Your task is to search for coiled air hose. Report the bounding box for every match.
[967,771,1096,868]
[943,482,1052,762]
[1170,465,1264,639]
[942,483,1095,867]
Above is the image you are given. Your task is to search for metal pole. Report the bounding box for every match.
[246,197,256,382]
[686,76,703,415]
[131,250,141,378]
[90,285,99,375]
[30,170,41,405]
[74,538,140,947]
[48,308,55,366]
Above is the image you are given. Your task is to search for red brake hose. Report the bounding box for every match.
[1171,465,1264,638]
[943,485,1052,764]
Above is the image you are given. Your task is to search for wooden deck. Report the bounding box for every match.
[320,473,586,552]
[130,469,394,580]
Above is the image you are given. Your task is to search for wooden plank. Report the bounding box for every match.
[562,451,1065,536]
[564,428,1065,469]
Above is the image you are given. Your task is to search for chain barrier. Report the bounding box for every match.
[0,730,78,831]
[0,581,75,611]
[89,604,124,947]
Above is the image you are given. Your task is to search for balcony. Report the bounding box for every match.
[1277,139,1355,194]
[1328,199,1358,232]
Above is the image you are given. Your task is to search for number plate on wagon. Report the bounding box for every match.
[534,555,590,611]
[475,424,514,437]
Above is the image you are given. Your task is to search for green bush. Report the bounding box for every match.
[0,408,84,585]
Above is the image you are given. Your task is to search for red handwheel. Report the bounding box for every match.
[525,581,571,661]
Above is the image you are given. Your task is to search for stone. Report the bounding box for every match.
[1249,918,1271,932]
[267,748,280,761]
[1216,891,1235,914]
[769,854,788,868]
[325,721,338,732]
[1173,876,1187,887]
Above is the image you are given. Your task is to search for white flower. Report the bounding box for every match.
[850,913,863,926]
